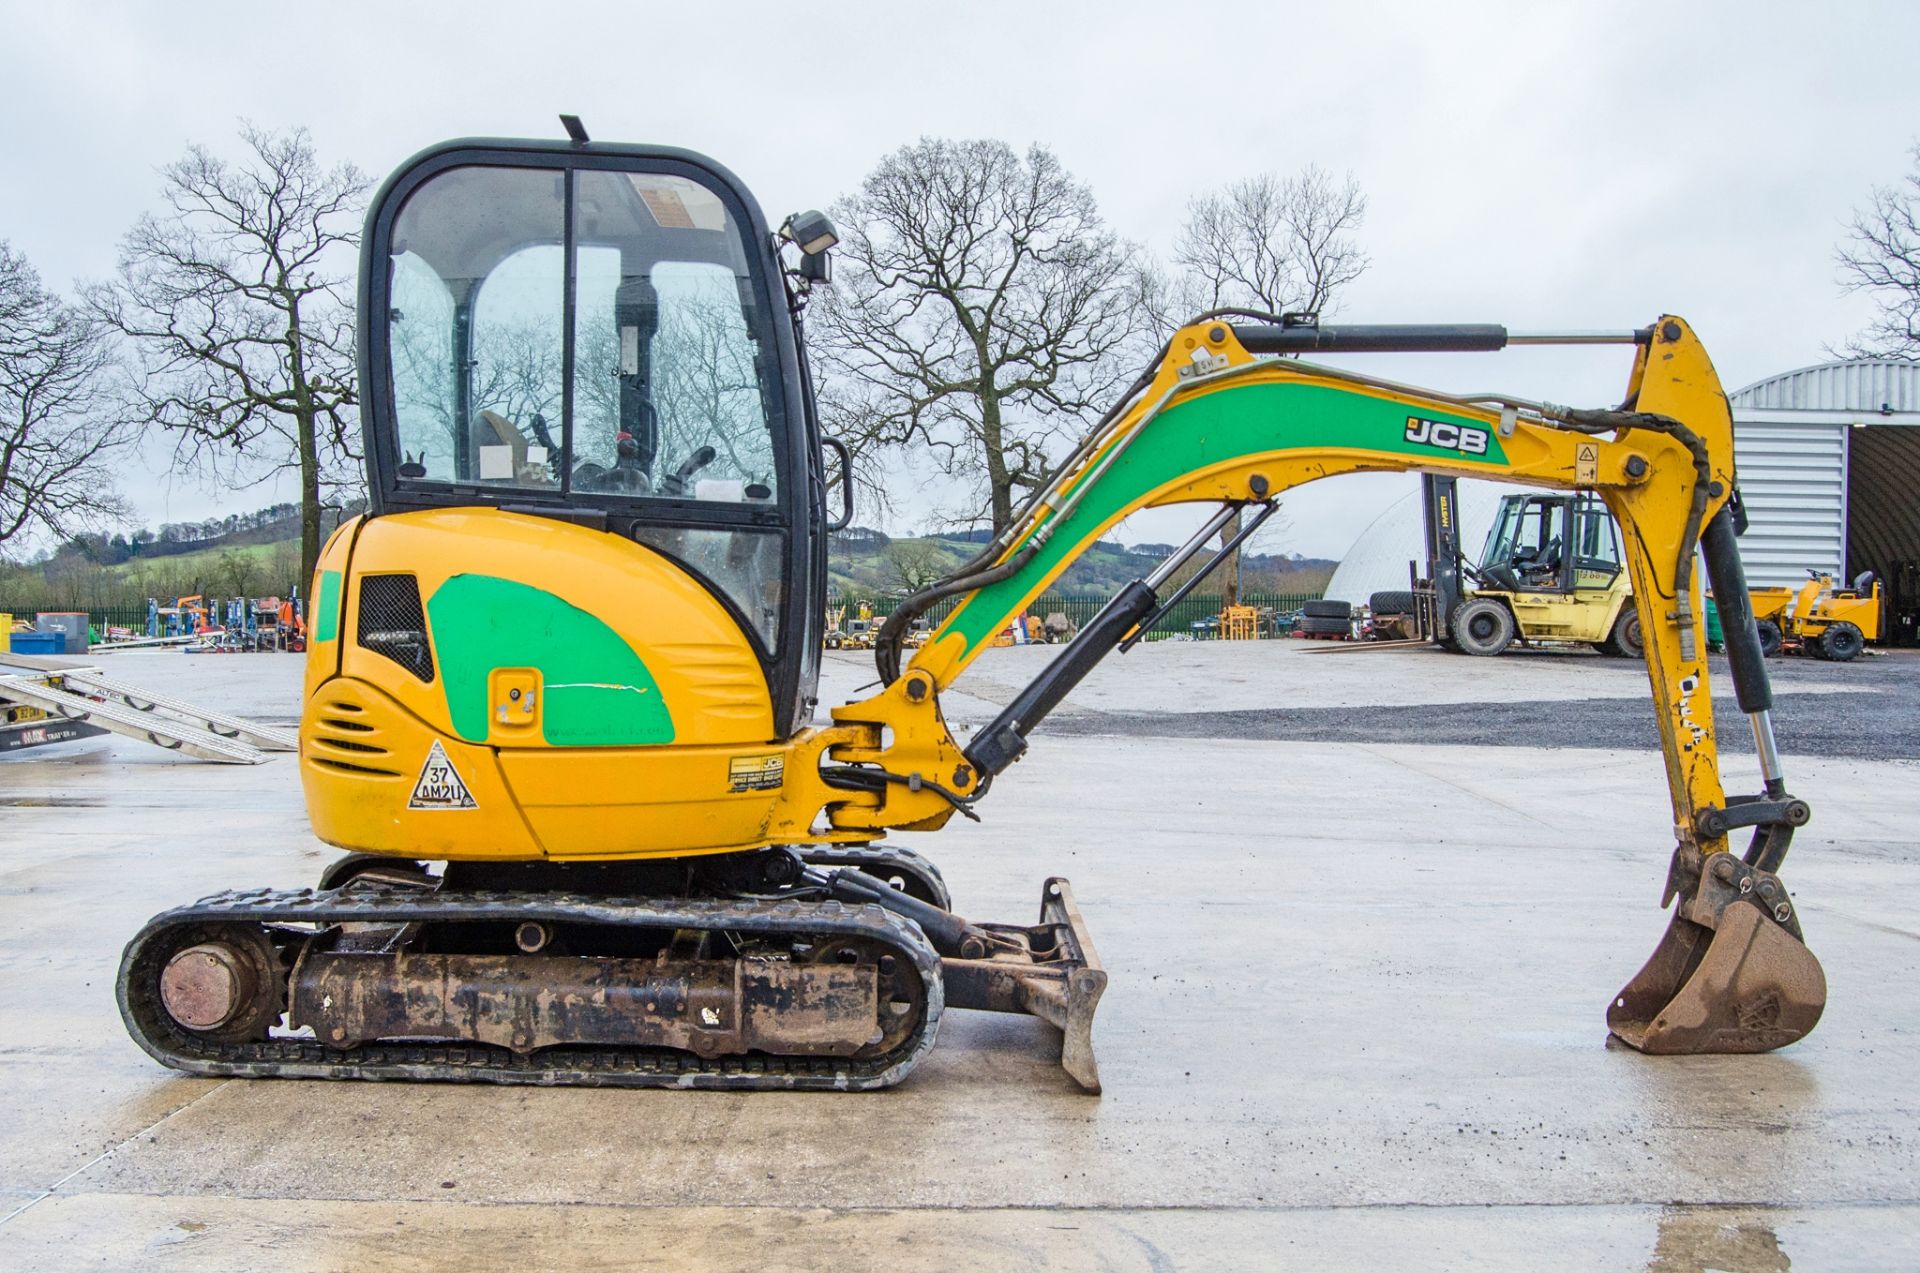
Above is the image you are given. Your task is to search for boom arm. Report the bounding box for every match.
[769,312,1824,1056]
[811,318,1738,838]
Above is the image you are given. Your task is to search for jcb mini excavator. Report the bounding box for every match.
[118,130,1827,1092]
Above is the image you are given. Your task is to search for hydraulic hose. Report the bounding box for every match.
[1546,405,1712,635]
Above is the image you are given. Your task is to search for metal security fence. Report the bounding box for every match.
[825,591,1322,641]
[0,607,182,637]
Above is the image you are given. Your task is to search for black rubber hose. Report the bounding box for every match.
[1551,406,1711,611]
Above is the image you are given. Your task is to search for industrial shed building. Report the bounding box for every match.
[1729,359,1920,644]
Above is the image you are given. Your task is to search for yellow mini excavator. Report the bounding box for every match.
[117,129,1827,1092]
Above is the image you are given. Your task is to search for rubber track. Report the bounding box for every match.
[117,888,944,1091]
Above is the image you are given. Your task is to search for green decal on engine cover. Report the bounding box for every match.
[427,575,673,746]
[946,382,1505,655]
[313,569,343,643]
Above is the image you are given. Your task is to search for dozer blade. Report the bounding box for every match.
[1608,857,1826,1055]
[941,877,1108,1092]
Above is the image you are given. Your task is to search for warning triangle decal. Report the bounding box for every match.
[409,739,477,810]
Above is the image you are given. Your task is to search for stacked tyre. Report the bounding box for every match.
[1298,599,1352,639]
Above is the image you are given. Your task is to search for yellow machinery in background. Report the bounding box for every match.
[1750,572,1881,661]
[116,128,1826,1094]
[1220,604,1260,640]
[1419,484,1643,658]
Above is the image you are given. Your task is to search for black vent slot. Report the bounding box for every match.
[357,574,435,683]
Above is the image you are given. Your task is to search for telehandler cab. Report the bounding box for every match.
[118,129,1826,1092]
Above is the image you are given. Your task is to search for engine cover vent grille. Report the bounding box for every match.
[357,574,435,683]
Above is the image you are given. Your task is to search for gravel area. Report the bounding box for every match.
[1043,649,1920,762]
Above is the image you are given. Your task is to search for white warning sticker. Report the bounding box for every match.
[410,740,477,810]
[1576,442,1600,486]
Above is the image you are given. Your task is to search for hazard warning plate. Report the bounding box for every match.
[410,740,477,810]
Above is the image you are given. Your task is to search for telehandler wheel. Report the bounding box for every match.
[1755,619,1784,658]
[1449,598,1515,656]
[1602,609,1644,659]
[1817,621,1865,662]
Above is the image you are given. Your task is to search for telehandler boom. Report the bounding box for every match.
[118,132,1825,1093]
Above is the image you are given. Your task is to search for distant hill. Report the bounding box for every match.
[827,526,1333,599]
[3,504,1332,615]
[0,502,358,614]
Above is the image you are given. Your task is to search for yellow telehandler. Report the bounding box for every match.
[1412,479,1643,657]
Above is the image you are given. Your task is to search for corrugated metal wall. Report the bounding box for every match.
[1731,360,1920,412]
[1728,359,1920,592]
[1729,419,1848,587]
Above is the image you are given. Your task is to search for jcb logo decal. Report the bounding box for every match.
[1405,416,1488,456]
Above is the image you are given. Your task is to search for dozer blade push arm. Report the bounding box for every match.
[819,314,1824,1056]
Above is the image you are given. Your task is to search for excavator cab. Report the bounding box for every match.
[359,139,835,734]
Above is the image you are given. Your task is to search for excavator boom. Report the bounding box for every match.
[814,314,1824,1073]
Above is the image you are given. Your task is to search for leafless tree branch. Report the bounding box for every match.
[810,138,1153,533]
[1838,142,1920,359]
[85,122,370,589]
[0,241,135,557]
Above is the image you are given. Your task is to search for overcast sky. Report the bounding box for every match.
[3,0,1914,557]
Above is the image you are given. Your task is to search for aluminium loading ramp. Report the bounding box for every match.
[0,663,295,764]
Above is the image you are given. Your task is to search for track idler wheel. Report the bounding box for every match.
[154,923,285,1044]
[1608,851,1826,1054]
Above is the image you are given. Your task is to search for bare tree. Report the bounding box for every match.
[1838,143,1920,358]
[885,537,950,593]
[812,138,1150,535]
[1165,166,1368,603]
[0,241,131,557]
[1171,166,1369,320]
[88,124,369,592]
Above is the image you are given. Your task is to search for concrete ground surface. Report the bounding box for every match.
[0,642,1915,1270]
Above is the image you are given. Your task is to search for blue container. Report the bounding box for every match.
[8,632,64,655]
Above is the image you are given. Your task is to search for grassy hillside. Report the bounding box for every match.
[827,530,1333,600]
[3,521,1334,618]
[0,539,304,616]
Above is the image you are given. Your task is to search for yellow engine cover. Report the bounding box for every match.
[300,510,793,862]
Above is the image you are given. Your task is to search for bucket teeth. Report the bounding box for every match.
[1608,854,1826,1055]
